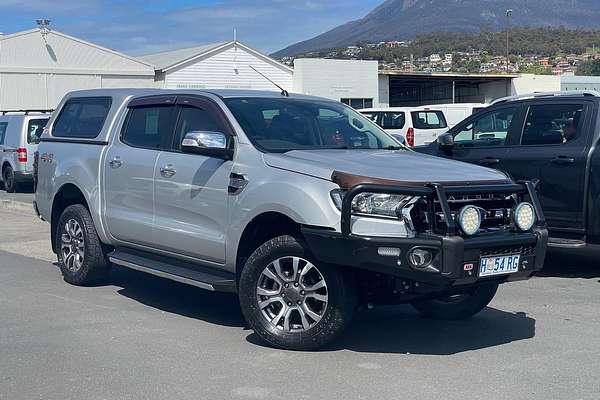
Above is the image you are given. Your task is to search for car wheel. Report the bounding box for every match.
[239,235,356,351]
[3,165,17,193]
[411,282,499,320]
[56,204,110,286]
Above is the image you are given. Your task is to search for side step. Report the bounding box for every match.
[548,237,587,249]
[108,248,237,293]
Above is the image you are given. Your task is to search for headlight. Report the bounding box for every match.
[514,202,536,231]
[330,190,415,218]
[458,205,481,236]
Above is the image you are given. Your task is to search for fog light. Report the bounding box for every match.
[514,202,536,231]
[458,205,481,236]
[408,248,433,268]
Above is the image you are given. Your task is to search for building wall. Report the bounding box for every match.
[511,74,561,95]
[561,75,600,91]
[378,75,390,107]
[0,29,155,110]
[293,59,380,106]
[163,45,293,91]
[479,80,511,103]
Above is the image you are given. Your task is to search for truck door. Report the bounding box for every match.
[152,96,233,265]
[103,95,178,247]
[499,101,591,235]
[434,105,523,173]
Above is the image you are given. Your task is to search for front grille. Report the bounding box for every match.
[481,245,536,257]
[431,193,516,235]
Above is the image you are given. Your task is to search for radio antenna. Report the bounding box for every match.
[249,65,289,97]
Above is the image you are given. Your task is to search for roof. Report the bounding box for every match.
[62,88,330,101]
[0,28,155,72]
[138,42,229,70]
[138,41,293,73]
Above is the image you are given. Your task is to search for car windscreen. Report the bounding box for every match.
[224,98,400,152]
[27,118,49,144]
[410,111,447,129]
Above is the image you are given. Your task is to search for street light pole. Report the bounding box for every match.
[506,9,513,73]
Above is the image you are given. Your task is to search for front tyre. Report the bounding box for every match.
[239,235,356,351]
[411,282,499,320]
[56,204,110,286]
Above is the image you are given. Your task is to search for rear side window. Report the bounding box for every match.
[0,122,7,145]
[53,97,111,138]
[411,111,447,129]
[27,118,49,144]
[122,106,178,150]
[381,112,405,129]
[521,104,584,146]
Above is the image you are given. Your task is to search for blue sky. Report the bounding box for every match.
[0,0,383,55]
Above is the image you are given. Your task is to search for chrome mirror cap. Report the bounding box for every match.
[182,131,227,149]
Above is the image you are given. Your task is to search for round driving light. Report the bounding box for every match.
[458,205,481,236]
[408,248,433,269]
[514,202,536,231]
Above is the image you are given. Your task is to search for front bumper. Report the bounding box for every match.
[303,180,548,289]
[302,227,548,288]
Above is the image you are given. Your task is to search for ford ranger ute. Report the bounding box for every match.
[34,89,548,350]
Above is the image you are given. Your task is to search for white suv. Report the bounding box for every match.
[361,107,448,146]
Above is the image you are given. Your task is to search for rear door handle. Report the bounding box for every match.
[478,158,500,165]
[551,156,575,165]
[160,164,176,178]
[109,157,122,169]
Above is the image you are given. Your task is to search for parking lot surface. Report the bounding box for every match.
[1,207,599,400]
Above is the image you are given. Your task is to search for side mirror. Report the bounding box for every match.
[438,132,454,152]
[181,131,233,160]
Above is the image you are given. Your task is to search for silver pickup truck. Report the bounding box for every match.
[35,89,548,350]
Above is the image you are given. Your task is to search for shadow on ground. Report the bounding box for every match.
[538,248,600,279]
[100,266,535,355]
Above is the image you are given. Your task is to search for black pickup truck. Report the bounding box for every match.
[416,91,600,249]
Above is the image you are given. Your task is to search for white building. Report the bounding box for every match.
[139,41,293,91]
[0,28,155,110]
[293,58,380,109]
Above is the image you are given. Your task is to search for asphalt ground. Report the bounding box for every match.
[1,206,599,400]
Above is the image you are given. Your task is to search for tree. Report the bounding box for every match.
[577,59,600,76]
[522,64,553,75]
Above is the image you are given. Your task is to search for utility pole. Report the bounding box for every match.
[506,9,513,73]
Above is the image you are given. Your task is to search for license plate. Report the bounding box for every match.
[479,254,520,277]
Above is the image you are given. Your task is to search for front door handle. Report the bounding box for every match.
[551,156,575,165]
[478,157,500,165]
[109,157,122,168]
[160,164,176,178]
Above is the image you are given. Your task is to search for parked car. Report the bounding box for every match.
[35,89,547,350]
[360,107,448,146]
[420,103,489,128]
[416,90,600,249]
[0,111,51,192]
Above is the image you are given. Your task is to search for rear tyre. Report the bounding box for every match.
[239,235,356,351]
[411,282,499,320]
[56,204,110,286]
[3,165,17,193]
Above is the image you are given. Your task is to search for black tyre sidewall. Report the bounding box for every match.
[239,235,356,351]
[411,282,499,320]
[56,204,109,286]
[3,166,16,193]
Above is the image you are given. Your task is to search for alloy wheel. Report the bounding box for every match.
[256,256,328,332]
[60,219,85,272]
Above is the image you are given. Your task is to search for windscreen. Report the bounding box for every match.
[225,98,399,152]
[411,110,447,129]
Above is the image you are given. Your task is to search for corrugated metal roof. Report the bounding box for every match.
[139,42,230,71]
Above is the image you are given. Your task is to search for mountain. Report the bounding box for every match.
[273,0,600,57]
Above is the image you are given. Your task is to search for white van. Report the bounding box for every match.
[421,103,489,128]
[0,111,51,192]
[360,107,449,146]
